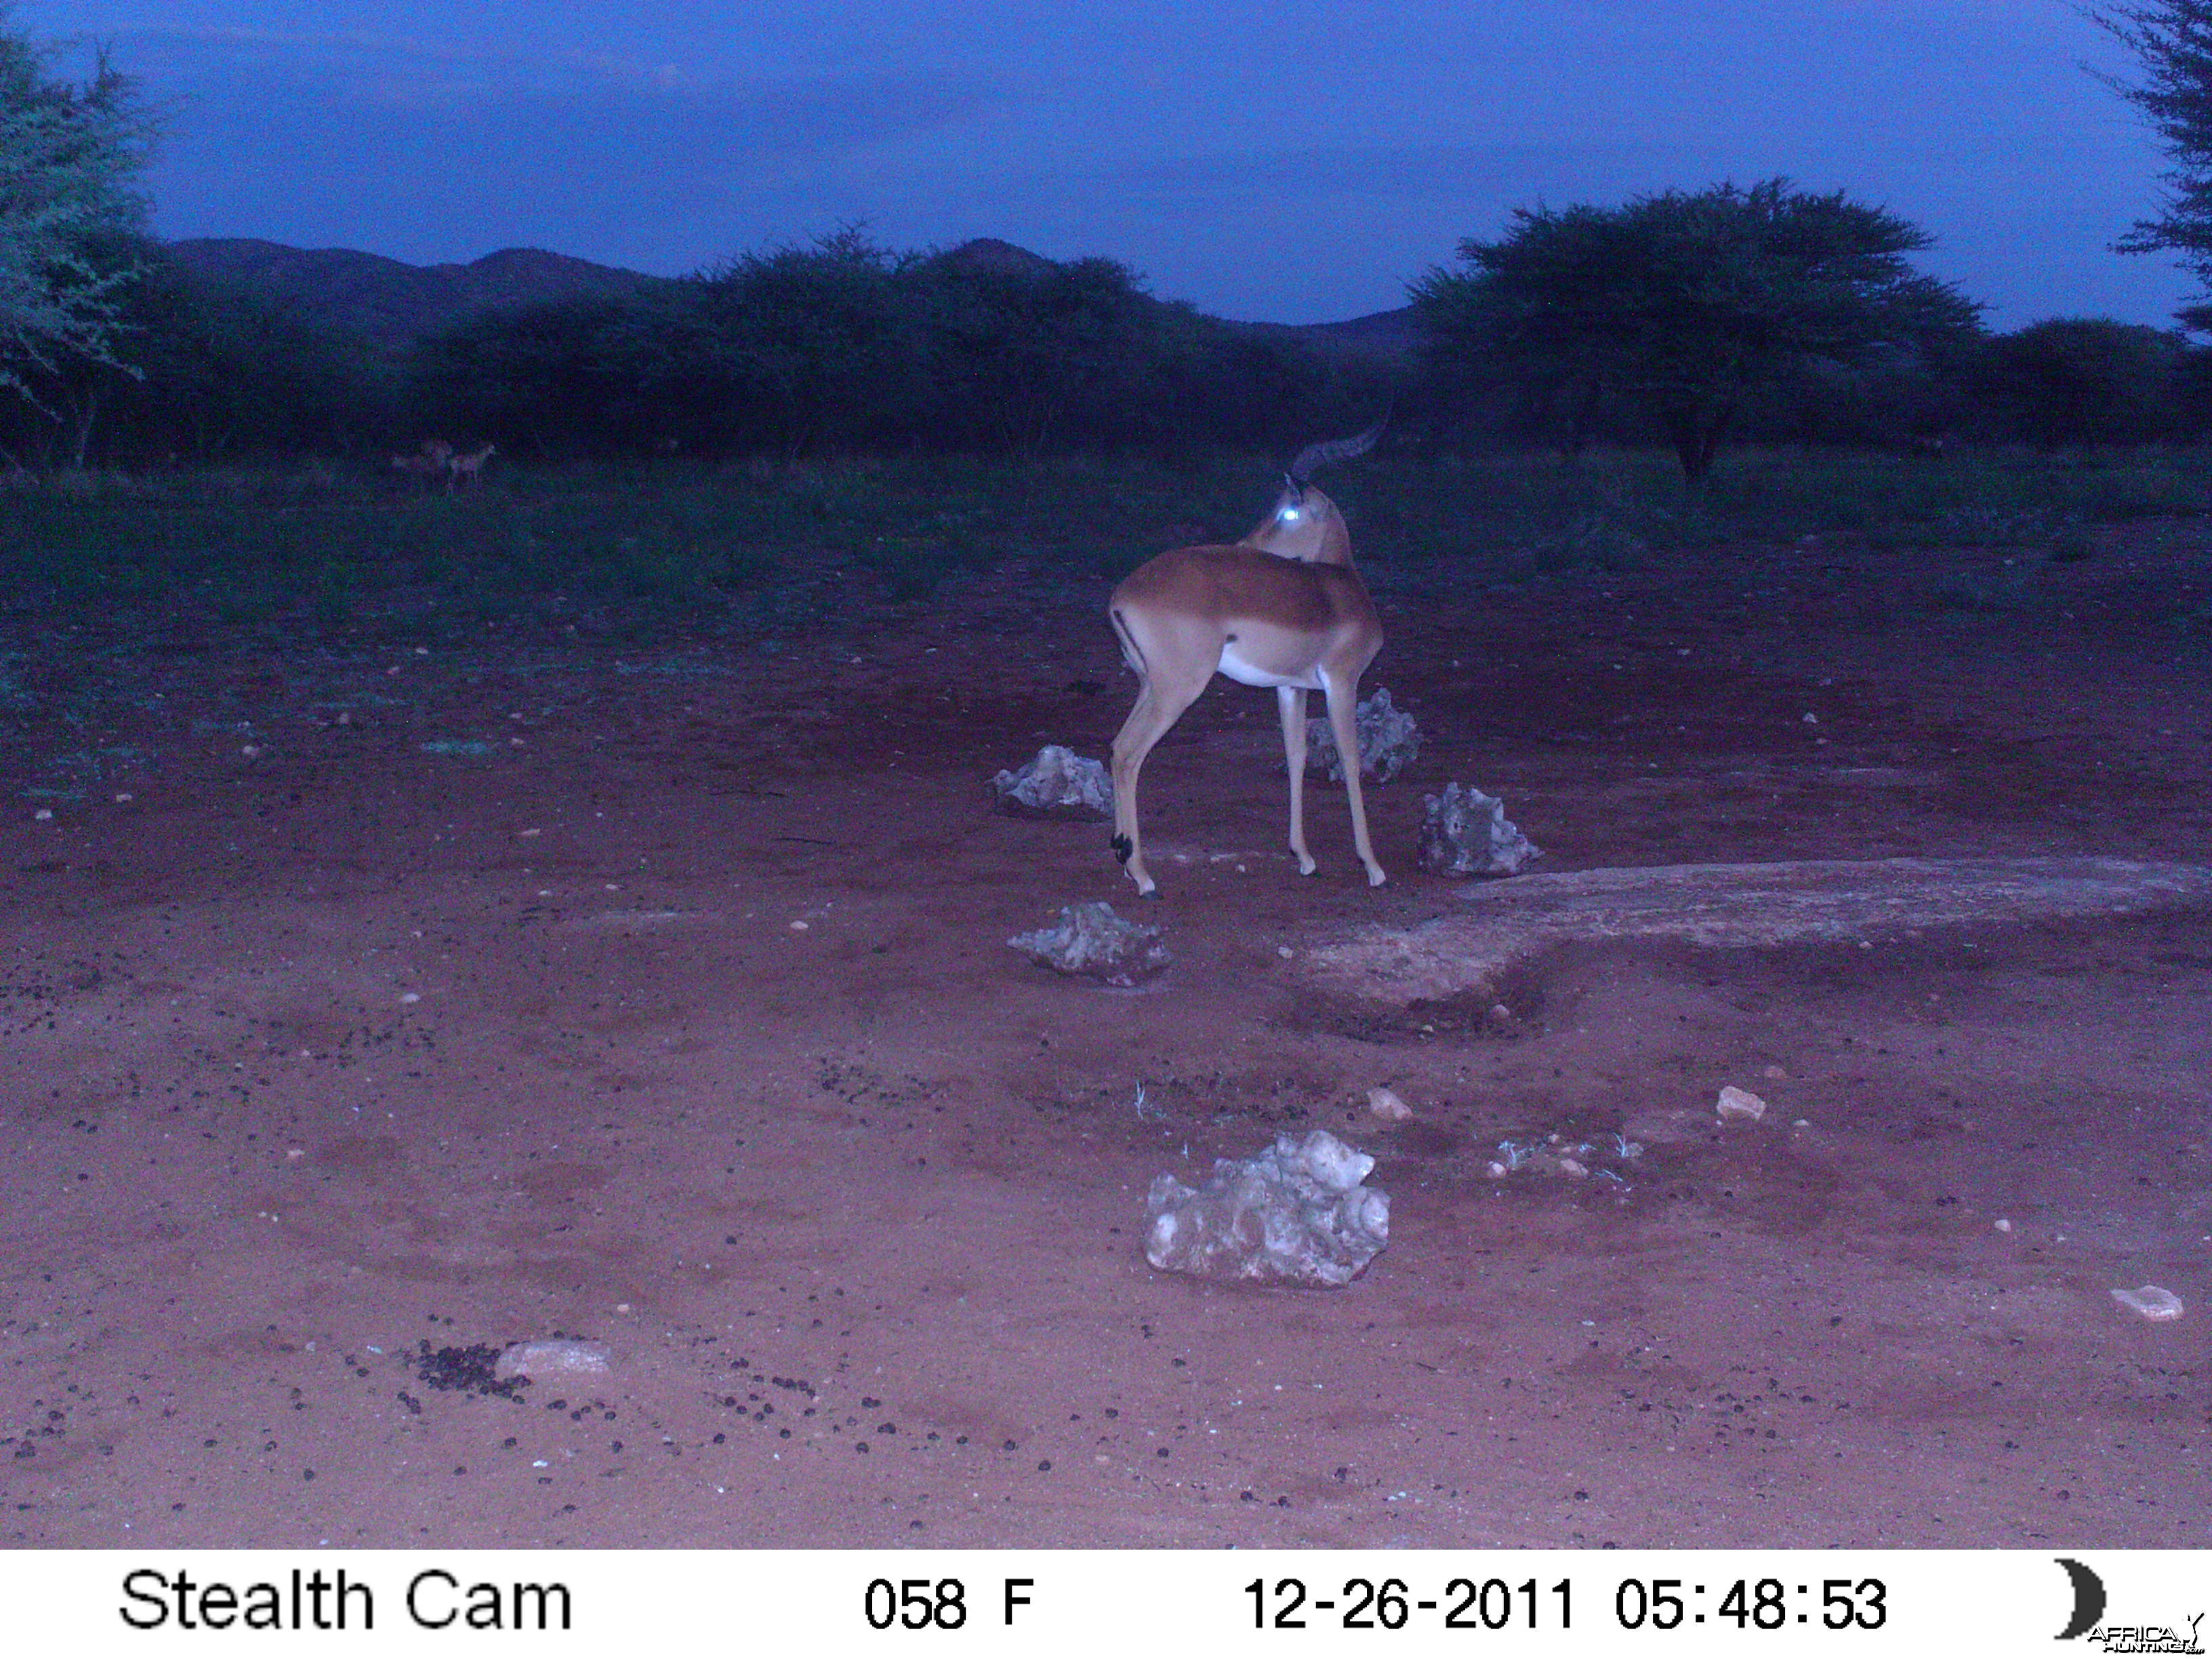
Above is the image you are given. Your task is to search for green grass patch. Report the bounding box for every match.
[1,445,2205,632]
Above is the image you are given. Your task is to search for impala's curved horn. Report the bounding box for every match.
[1286,417,1387,485]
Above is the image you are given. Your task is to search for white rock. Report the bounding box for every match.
[2110,1285,2184,1322]
[1010,901,1170,987]
[1307,687,1422,783]
[494,1338,613,1380]
[1366,1086,1412,1122]
[1416,781,1540,878]
[991,745,1113,819]
[1717,1085,1767,1122]
[1143,1130,1389,1287]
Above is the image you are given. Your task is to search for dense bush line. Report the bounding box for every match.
[9,232,2211,474]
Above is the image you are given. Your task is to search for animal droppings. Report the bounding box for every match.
[414,1342,527,1398]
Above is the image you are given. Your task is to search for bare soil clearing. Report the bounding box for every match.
[2,524,2208,1549]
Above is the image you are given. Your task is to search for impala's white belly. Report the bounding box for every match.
[1217,642,1322,691]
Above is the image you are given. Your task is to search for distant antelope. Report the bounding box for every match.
[447,443,496,490]
[392,438,451,487]
[1106,424,1387,897]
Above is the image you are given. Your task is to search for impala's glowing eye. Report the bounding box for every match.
[1281,508,1302,523]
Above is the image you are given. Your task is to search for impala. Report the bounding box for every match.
[447,443,496,490]
[392,438,451,485]
[1107,426,1386,897]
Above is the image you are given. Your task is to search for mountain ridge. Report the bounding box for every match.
[166,235,1421,363]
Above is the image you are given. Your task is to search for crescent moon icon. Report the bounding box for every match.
[2055,1558,2106,1641]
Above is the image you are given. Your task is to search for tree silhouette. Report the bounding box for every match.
[1414,180,1980,480]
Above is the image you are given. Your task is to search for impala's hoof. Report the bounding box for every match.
[1366,866,1389,888]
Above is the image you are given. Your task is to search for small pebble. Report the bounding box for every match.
[1994,1218,2011,1233]
[1716,1085,1767,1122]
[1366,1087,1412,1123]
[2111,1285,2184,1322]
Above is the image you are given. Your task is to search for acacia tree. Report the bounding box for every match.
[1412,180,1981,481]
[0,19,155,415]
[2089,3,2212,325]
[920,255,1173,453]
[682,228,930,456]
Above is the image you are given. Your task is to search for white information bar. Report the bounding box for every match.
[5,1549,2202,1652]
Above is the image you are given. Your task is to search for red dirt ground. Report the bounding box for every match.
[2,521,2208,1549]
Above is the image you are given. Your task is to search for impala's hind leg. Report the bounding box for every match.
[1110,680,1206,897]
[1107,605,1213,899]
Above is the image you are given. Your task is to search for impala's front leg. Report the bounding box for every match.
[1322,672,1387,888]
[1277,684,1317,876]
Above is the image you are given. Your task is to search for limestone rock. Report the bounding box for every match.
[2111,1285,2184,1322]
[493,1338,612,1380]
[1416,781,1540,877]
[1307,687,1420,783]
[1143,1130,1389,1286]
[992,745,1113,820]
[1009,901,1169,986]
[1716,1085,1768,1122]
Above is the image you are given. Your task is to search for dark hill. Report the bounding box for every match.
[166,235,1424,364]
[165,239,671,345]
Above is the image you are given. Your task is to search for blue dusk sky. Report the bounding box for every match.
[12,0,2200,329]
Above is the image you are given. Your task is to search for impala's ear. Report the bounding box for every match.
[1282,473,1304,505]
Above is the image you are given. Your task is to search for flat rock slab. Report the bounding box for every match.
[1302,857,2212,1009]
